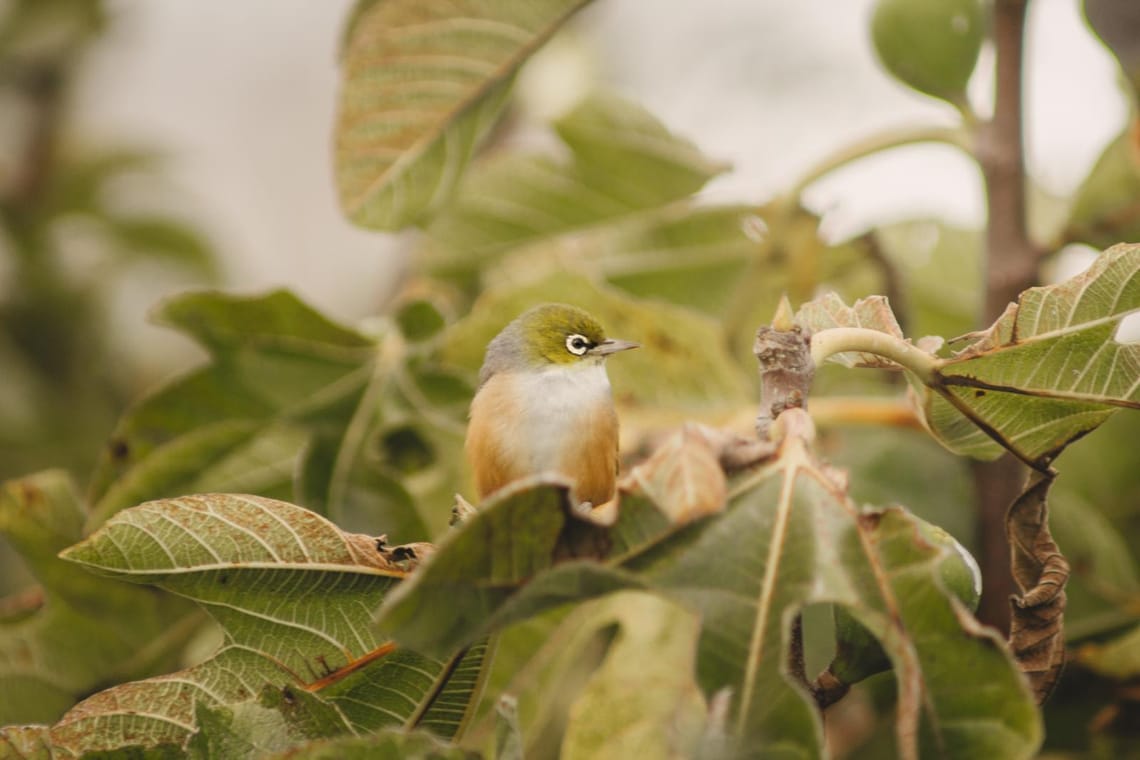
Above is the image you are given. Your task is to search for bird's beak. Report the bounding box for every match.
[591,339,639,356]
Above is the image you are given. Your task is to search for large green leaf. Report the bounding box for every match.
[624,427,1037,758]
[376,415,1041,757]
[86,290,376,527]
[0,471,195,726]
[86,289,477,542]
[922,243,1140,465]
[800,244,1140,466]
[422,91,728,272]
[560,592,707,760]
[377,478,576,657]
[48,494,480,756]
[335,0,594,230]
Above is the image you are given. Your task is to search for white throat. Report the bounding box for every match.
[507,362,612,471]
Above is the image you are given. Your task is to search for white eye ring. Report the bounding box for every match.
[566,334,590,356]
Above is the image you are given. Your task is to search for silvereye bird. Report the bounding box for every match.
[465,303,638,508]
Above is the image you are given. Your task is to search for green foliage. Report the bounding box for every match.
[421,91,728,274]
[47,493,480,755]
[0,471,195,726]
[334,0,595,229]
[920,244,1140,466]
[377,438,1040,758]
[5,0,1140,757]
[0,0,217,487]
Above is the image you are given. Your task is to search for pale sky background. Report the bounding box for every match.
[76,0,1127,371]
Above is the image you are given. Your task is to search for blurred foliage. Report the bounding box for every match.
[2,0,1140,757]
[0,0,216,489]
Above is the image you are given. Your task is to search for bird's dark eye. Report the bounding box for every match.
[566,334,590,356]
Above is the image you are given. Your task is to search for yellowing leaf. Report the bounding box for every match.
[618,424,727,524]
[335,0,593,230]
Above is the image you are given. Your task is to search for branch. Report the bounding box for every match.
[972,0,1039,635]
[789,125,972,199]
[808,327,937,382]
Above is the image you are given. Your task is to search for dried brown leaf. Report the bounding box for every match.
[619,423,729,524]
[1008,471,1069,703]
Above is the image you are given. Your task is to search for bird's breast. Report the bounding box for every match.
[467,363,618,503]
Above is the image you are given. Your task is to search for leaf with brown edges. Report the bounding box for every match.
[920,243,1140,466]
[44,493,479,756]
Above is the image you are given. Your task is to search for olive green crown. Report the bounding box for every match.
[478,303,606,384]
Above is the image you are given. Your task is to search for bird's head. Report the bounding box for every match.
[481,303,638,380]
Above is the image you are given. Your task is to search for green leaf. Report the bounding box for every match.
[106,214,218,278]
[623,426,1038,758]
[185,687,356,759]
[874,220,982,341]
[156,290,373,357]
[186,701,298,760]
[1065,129,1140,249]
[87,290,376,527]
[376,479,575,657]
[395,299,448,343]
[554,91,728,206]
[261,729,478,759]
[842,510,1039,756]
[560,592,706,760]
[50,493,479,755]
[423,92,728,270]
[598,205,760,318]
[258,685,356,741]
[1049,489,1140,639]
[1078,622,1140,679]
[1049,412,1140,639]
[0,471,196,726]
[921,243,1140,465]
[377,414,1041,757]
[335,0,594,230]
[88,288,474,541]
[297,431,426,541]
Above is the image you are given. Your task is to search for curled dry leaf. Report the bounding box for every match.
[618,423,730,524]
[373,535,437,572]
[795,293,910,369]
[1007,472,1069,704]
